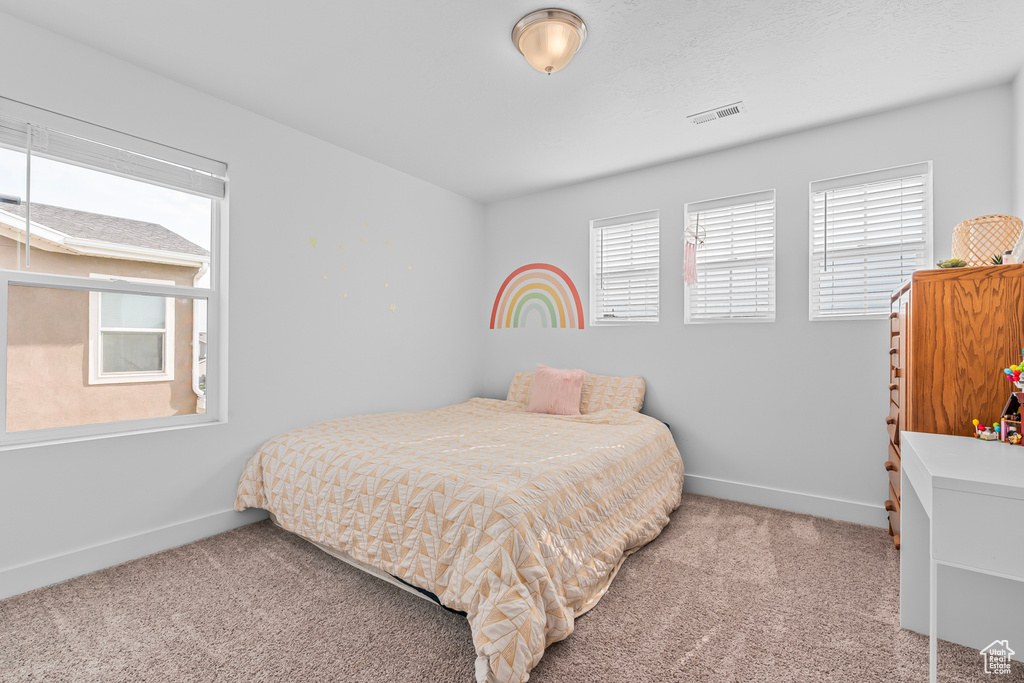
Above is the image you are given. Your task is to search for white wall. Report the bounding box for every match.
[481,85,1015,526]
[1015,67,1024,218]
[0,14,485,598]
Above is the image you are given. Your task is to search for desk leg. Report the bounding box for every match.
[929,558,937,682]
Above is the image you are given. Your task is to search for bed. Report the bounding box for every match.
[235,371,684,682]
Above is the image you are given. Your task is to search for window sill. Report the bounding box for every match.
[591,319,660,326]
[685,316,776,325]
[0,413,224,452]
[88,372,175,385]
[809,313,890,322]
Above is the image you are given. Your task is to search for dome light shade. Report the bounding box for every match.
[512,9,587,74]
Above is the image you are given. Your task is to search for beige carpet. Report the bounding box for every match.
[1,493,1019,682]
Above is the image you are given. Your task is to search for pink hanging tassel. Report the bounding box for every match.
[684,240,697,286]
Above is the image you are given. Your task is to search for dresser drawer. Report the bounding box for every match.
[888,440,900,464]
[889,381,900,405]
[885,483,901,549]
[886,459,900,498]
[932,488,1024,576]
[886,402,900,445]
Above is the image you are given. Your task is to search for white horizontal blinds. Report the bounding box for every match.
[592,210,660,323]
[0,114,28,152]
[0,101,225,199]
[686,190,775,322]
[810,162,931,319]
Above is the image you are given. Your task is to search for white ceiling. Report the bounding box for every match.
[2,0,1023,203]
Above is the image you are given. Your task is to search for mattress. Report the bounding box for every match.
[235,398,683,682]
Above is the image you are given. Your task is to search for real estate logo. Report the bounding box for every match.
[980,639,1015,675]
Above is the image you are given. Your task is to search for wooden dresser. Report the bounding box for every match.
[886,264,1024,549]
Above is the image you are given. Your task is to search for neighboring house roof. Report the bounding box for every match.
[0,203,208,257]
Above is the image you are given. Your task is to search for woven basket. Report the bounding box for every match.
[951,215,1023,266]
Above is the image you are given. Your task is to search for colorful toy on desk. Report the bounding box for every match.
[1002,360,1024,388]
[1000,393,1024,445]
[972,418,1001,440]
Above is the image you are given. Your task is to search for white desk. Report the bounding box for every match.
[899,432,1024,681]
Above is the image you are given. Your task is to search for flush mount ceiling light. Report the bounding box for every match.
[512,9,587,74]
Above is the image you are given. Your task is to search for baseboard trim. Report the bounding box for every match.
[0,480,884,600]
[0,507,269,600]
[683,474,887,528]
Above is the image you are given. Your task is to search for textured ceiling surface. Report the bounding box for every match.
[1,0,1023,202]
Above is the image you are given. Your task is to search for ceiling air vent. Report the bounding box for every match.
[688,101,745,125]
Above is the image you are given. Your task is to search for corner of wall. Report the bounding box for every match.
[1014,65,1024,218]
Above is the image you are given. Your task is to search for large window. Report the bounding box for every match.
[590,210,659,324]
[809,162,932,320]
[684,190,776,323]
[0,97,226,444]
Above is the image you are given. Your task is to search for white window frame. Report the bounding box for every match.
[684,189,776,324]
[808,161,933,321]
[0,96,227,448]
[590,209,660,325]
[88,274,175,385]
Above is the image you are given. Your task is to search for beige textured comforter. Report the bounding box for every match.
[235,398,683,682]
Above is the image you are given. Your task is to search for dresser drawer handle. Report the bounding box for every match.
[888,383,898,391]
[889,312,898,319]
[884,499,897,512]
[886,417,896,425]
[884,461,898,472]
[889,348,899,356]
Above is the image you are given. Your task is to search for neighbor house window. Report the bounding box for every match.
[684,190,776,323]
[590,209,659,324]
[809,161,932,320]
[0,96,226,444]
[89,275,175,384]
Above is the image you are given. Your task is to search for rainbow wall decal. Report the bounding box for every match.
[490,263,584,329]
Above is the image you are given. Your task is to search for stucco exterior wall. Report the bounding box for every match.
[2,235,200,432]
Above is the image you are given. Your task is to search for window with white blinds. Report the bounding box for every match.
[590,210,659,324]
[684,190,776,323]
[809,162,932,320]
[0,95,227,446]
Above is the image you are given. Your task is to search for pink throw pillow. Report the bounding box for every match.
[527,365,586,416]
